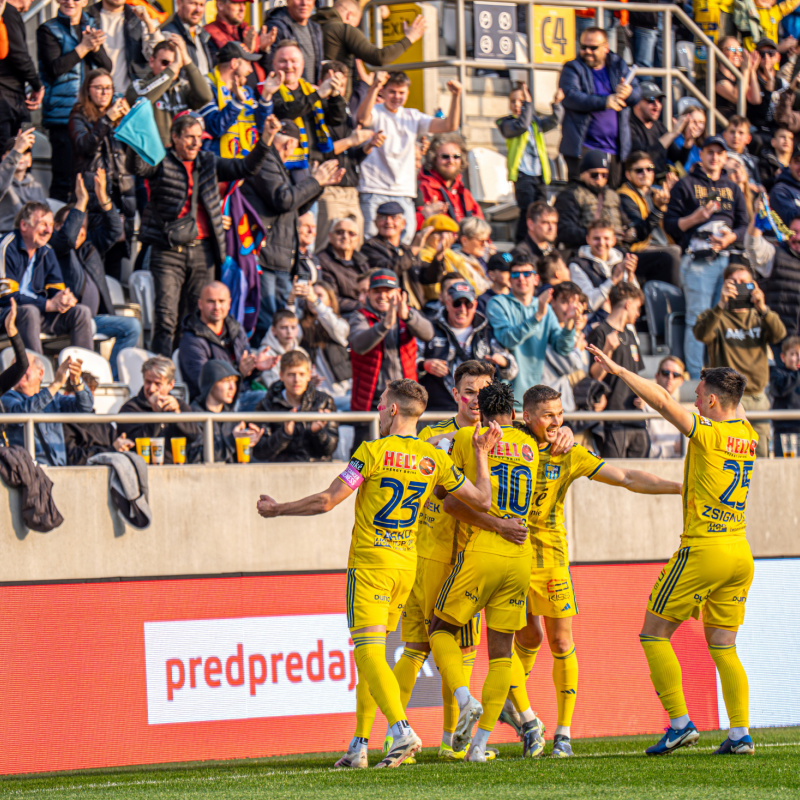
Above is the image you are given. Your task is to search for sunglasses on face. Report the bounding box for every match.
[660,369,683,379]
[453,299,474,308]
[588,171,609,180]
[645,97,662,104]
[439,153,462,161]
[158,58,175,67]
[632,166,655,174]
[760,49,778,56]
[510,270,535,279]
[580,43,601,52]
[725,46,743,54]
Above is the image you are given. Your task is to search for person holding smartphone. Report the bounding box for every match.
[692,259,785,456]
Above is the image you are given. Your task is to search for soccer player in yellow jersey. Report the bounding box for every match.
[589,347,759,757]
[257,379,501,769]
[503,385,681,757]
[428,381,537,762]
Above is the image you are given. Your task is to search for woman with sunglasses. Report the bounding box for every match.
[642,356,686,459]
[68,68,135,280]
[618,151,682,286]
[715,37,761,120]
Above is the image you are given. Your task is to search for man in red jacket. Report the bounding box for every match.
[416,133,484,230]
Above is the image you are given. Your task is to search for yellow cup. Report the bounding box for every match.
[171,437,186,465]
[235,436,251,463]
[135,438,151,464]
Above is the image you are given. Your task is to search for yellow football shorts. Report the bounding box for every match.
[434,549,531,634]
[402,555,481,647]
[647,540,755,631]
[527,565,578,619]
[346,567,415,632]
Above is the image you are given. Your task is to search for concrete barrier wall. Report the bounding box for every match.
[0,459,797,583]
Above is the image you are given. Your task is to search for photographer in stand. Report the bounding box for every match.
[693,257,785,457]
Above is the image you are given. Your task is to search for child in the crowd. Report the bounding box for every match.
[770,335,800,456]
[722,115,761,190]
[496,82,564,243]
[259,309,308,388]
[536,252,571,296]
[477,251,513,314]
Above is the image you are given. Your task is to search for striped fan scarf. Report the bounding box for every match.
[277,78,333,170]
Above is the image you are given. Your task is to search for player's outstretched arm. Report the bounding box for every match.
[443,493,528,545]
[449,421,502,512]
[592,463,682,495]
[587,344,694,436]
[257,477,354,518]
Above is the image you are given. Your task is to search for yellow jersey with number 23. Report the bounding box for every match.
[450,425,536,558]
[682,413,757,547]
[339,435,466,571]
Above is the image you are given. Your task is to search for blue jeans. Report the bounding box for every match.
[633,26,660,69]
[681,253,728,379]
[94,314,142,381]
[359,193,416,244]
[258,269,293,337]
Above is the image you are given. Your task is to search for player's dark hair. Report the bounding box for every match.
[608,282,644,308]
[522,384,562,412]
[782,335,800,354]
[454,360,495,389]
[700,367,747,408]
[386,379,428,417]
[477,381,515,420]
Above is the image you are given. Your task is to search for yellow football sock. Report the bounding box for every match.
[478,657,512,732]
[508,649,531,713]
[552,646,579,727]
[515,640,540,677]
[354,675,378,739]
[352,634,405,728]
[441,649,475,734]
[709,644,749,728]
[430,629,467,693]
[393,647,428,710]
[639,635,688,720]
[462,649,477,686]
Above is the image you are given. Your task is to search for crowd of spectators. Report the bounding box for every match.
[2,0,800,464]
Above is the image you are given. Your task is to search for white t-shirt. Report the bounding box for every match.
[99,10,129,92]
[358,103,433,198]
[452,325,473,347]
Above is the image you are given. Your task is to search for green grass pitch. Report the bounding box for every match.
[2,727,799,799]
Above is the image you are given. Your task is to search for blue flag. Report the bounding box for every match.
[114,98,166,166]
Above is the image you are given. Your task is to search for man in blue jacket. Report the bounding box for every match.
[0,201,93,353]
[769,147,800,228]
[486,254,576,409]
[558,26,640,188]
[664,136,749,378]
[2,353,94,466]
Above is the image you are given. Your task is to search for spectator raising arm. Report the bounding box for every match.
[427,79,462,134]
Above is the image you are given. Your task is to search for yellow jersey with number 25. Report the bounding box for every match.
[339,435,466,571]
[450,425,536,558]
[682,413,758,547]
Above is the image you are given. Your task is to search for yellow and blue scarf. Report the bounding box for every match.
[210,67,258,159]
[278,78,333,170]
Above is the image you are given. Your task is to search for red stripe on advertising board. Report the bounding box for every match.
[0,564,718,775]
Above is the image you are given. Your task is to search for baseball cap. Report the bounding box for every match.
[216,41,262,64]
[369,270,399,289]
[447,281,476,302]
[486,251,514,272]
[755,37,778,51]
[701,135,728,150]
[639,81,665,101]
[376,201,405,217]
[278,119,301,140]
[579,150,609,173]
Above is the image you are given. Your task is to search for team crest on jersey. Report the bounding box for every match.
[418,456,436,476]
[544,464,561,480]
[521,444,535,462]
[698,416,712,427]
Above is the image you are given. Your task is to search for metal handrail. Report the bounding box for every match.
[6,408,799,464]
[362,0,744,132]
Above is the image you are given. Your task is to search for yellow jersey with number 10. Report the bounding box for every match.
[450,425,536,558]
[417,416,462,564]
[339,435,466,571]
[528,442,605,569]
[682,413,758,547]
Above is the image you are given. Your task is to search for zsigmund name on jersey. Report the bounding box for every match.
[143,614,355,724]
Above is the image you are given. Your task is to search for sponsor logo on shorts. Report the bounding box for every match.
[732,595,747,603]
[544,464,561,480]
[465,588,479,604]
[373,594,391,603]
[418,456,436,476]
[508,597,525,607]
[521,444,535,463]
[694,590,711,603]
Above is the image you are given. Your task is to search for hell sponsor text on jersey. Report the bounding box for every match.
[725,436,757,456]
[489,441,535,462]
[383,451,437,476]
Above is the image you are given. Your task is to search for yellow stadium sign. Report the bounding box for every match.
[533,6,575,65]
[381,3,424,112]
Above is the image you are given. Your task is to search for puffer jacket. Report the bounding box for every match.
[127,137,270,265]
[253,380,338,462]
[418,307,518,410]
